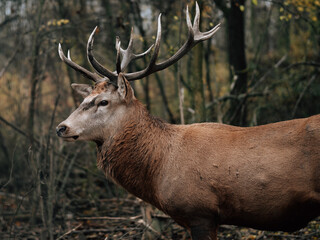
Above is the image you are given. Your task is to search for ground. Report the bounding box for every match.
[1,191,319,239]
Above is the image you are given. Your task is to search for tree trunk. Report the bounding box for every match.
[155,73,176,123]
[192,42,206,122]
[227,0,247,126]
[214,0,248,126]
[189,2,206,122]
[204,39,215,121]
[27,0,45,145]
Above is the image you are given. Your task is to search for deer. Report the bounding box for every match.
[56,3,320,240]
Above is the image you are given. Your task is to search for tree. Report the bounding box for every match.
[214,0,248,126]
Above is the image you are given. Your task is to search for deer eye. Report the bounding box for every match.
[99,100,109,106]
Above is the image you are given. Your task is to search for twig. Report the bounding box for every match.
[76,215,142,221]
[291,73,318,118]
[252,55,287,91]
[0,114,91,175]
[0,47,19,79]
[9,188,34,238]
[99,198,140,204]
[0,115,30,140]
[73,228,131,233]
[58,146,82,196]
[137,219,167,239]
[56,223,83,240]
[226,55,287,124]
[285,61,320,71]
[263,233,301,238]
[217,92,265,102]
[0,192,26,201]
[0,143,17,189]
[0,14,18,28]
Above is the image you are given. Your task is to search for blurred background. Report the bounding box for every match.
[0,0,319,239]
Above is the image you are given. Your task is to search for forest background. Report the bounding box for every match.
[0,0,319,239]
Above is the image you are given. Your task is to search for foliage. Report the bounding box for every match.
[280,0,320,22]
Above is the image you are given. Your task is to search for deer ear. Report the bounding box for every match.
[117,73,134,102]
[71,83,93,98]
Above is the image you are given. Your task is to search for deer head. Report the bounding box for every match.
[56,2,220,142]
[56,73,135,142]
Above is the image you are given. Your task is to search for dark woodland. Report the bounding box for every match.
[0,0,319,239]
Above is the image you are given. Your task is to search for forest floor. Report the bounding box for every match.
[1,191,319,240]
[1,163,319,240]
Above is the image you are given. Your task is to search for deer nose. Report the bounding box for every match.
[56,125,67,136]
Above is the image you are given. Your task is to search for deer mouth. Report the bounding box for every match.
[61,135,79,141]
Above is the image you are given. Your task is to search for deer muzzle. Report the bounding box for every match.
[56,124,79,140]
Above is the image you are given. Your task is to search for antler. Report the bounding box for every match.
[124,2,220,81]
[59,2,220,84]
[87,26,118,81]
[116,28,154,72]
[58,43,101,82]
[87,26,154,82]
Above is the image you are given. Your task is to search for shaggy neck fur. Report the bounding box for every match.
[96,100,173,206]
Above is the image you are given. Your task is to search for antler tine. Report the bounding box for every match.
[150,14,162,67]
[117,27,154,72]
[124,2,220,81]
[142,13,162,74]
[58,43,101,82]
[124,14,162,81]
[87,26,118,82]
[116,40,121,74]
[193,2,201,31]
[186,5,194,38]
[192,2,221,41]
[202,23,221,40]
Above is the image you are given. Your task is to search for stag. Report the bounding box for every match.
[56,3,320,240]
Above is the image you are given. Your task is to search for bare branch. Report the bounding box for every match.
[56,223,83,240]
[0,48,19,79]
[285,61,320,71]
[77,215,142,221]
[291,73,318,118]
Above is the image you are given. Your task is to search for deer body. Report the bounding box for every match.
[93,96,320,238]
[56,3,319,239]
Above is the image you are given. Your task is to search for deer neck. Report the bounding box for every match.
[96,101,173,205]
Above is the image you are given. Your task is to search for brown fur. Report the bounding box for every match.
[58,77,320,240]
[95,99,320,239]
[97,100,173,208]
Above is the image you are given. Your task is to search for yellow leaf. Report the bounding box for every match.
[297,6,304,12]
[61,19,70,24]
[252,0,258,5]
[239,5,245,11]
